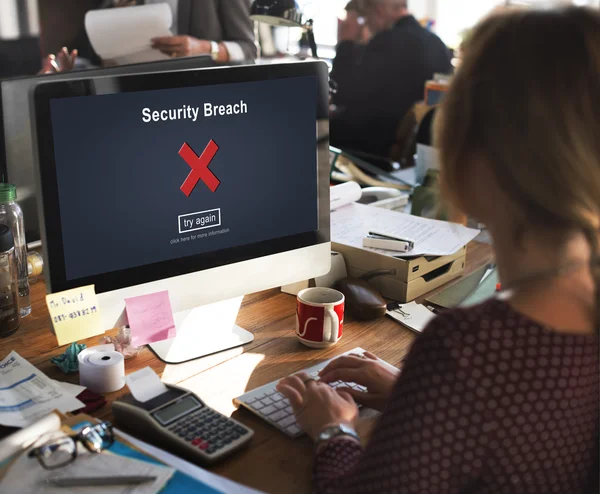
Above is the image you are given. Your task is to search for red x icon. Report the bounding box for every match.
[179,139,221,197]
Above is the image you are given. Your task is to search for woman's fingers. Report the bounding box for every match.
[319,355,368,377]
[277,384,304,410]
[319,367,365,385]
[336,389,356,405]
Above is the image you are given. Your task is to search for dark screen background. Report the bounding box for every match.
[49,76,318,281]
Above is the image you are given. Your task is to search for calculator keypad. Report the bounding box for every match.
[168,408,250,455]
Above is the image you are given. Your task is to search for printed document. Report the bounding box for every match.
[85,3,173,65]
[0,351,84,428]
[331,202,480,258]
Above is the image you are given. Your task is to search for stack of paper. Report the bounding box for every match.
[0,351,85,428]
[331,202,480,258]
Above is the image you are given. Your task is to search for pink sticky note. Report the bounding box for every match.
[125,291,176,346]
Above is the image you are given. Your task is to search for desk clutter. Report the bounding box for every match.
[0,411,258,493]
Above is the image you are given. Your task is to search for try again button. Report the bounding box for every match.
[178,208,221,234]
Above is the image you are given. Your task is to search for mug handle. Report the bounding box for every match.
[325,307,339,343]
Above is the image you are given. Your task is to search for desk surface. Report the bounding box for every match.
[3,241,493,493]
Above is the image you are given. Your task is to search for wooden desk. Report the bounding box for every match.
[2,242,492,493]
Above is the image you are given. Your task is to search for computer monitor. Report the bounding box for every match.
[0,55,217,244]
[32,61,331,363]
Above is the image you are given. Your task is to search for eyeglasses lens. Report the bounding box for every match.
[38,437,76,469]
[81,423,115,452]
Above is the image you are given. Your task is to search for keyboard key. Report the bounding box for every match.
[274,401,288,410]
[271,391,285,401]
[287,424,301,435]
[260,397,274,406]
[261,405,277,415]
[252,401,265,411]
[279,415,296,428]
[269,410,289,422]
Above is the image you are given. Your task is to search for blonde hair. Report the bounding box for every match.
[435,7,600,324]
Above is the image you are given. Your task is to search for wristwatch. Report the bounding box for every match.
[316,423,359,446]
[210,41,220,61]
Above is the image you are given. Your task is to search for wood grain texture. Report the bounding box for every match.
[1,241,493,493]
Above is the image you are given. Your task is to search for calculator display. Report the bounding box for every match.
[153,395,202,425]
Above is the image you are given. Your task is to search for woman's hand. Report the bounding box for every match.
[277,372,359,441]
[319,352,400,411]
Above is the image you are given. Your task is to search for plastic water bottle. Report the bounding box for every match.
[0,224,20,337]
[0,184,30,317]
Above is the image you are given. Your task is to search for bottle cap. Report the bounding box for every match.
[0,184,16,203]
[0,224,14,253]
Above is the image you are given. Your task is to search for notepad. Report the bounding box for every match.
[125,291,176,347]
[46,285,105,346]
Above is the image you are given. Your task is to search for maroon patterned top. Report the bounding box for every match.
[313,299,599,493]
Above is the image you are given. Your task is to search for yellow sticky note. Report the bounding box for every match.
[46,285,105,346]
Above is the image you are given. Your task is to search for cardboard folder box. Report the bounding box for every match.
[332,242,466,303]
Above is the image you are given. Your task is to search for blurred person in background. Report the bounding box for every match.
[330,0,451,159]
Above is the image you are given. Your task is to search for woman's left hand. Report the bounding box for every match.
[277,372,359,441]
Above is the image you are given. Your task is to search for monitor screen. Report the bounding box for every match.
[49,76,318,281]
[0,56,218,243]
[34,62,330,294]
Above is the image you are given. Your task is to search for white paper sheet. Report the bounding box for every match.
[0,351,85,428]
[331,202,480,257]
[330,181,362,211]
[85,3,173,64]
[0,446,174,494]
[116,430,265,494]
[125,367,168,403]
[54,380,86,396]
[387,302,436,333]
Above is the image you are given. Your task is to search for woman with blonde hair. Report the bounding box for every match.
[278,6,599,493]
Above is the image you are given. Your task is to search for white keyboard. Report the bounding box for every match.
[233,347,395,438]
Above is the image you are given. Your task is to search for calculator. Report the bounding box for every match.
[112,383,253,464]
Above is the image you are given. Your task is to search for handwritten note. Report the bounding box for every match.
[125,291,176,347]
[46,285,105,346]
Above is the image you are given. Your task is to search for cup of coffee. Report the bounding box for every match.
[296,288,344,348]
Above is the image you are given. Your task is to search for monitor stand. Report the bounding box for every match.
[148,297,254,364]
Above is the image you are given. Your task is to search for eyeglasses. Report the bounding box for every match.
[28,422,115,470]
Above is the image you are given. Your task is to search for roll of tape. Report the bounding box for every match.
[78,344,125,393]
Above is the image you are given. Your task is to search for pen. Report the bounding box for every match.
[47,475,157,487]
